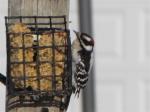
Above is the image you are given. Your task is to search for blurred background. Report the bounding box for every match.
[1,0,150,112]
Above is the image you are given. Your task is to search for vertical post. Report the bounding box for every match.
[8,0,70,27]
[78,0,95,112]
[8,0,70,112]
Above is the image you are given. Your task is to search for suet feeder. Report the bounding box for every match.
[2,16,72,111]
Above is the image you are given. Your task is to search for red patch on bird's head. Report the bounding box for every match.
[90,38,94,46]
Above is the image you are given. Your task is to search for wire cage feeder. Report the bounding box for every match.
[5,16,72,111]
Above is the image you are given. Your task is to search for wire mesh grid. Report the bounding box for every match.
[5,16,72,111]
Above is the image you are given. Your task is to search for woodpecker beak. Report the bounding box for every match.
[73,30,78,35]
[73,30,80,40]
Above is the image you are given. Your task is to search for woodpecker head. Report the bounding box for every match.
[74,30,94,52]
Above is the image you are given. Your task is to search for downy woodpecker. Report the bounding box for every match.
[72,31,94,97]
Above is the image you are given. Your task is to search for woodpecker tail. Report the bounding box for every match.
[75,87,81,98]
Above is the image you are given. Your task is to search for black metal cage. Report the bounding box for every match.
[5,16,72,111]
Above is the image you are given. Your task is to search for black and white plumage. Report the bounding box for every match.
[72,31,94,97]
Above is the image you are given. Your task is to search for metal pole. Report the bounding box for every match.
[78,0,95,112]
